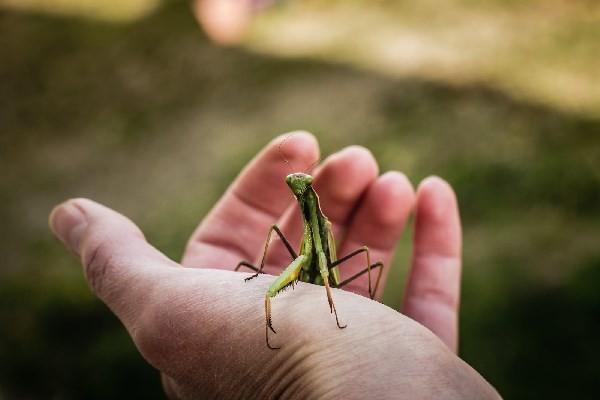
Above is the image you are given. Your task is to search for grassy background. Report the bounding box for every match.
[1,0,599,398]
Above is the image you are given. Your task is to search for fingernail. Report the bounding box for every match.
[49,201,88,253]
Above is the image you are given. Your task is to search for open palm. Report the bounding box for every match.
[49,132,478,399]
[182,132,461,351]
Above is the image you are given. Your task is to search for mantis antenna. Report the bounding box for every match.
[277,133,320,175]
[304,158,321,174]
[276,135,295,175]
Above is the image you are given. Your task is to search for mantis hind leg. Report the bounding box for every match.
[324,279,347,329]
[239,224,297,281]
[333,262,384,300]
[329,246,383,300]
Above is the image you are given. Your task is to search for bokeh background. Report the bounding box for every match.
[1,0,599,398]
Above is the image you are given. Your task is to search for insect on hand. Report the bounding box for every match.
[235,172,384,349]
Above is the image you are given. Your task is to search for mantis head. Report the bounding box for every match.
[286,173,313,197]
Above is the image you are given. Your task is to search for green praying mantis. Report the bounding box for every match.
[235,172,384,349]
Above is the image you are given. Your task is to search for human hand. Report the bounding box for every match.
[193,0,274,45]
[49,132,500,399]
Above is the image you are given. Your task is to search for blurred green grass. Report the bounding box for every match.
[1,1,600,398]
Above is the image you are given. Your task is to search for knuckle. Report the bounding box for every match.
[82,239,115,297]
[411,254,460,310]
[419,284,459,310]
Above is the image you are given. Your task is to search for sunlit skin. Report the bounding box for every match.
[49,133,501,398]
[193,0,275,45]
[236,172,383,349]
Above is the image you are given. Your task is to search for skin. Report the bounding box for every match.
[193,0,274,45]
[49,132,501,399]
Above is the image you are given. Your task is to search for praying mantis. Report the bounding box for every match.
[235,172,384,349]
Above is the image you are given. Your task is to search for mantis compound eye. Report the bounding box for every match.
[285,173,313,197]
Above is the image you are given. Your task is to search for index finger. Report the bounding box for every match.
[182,132,319,268]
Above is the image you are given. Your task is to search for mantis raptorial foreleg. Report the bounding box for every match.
[265,254,307,349]
[234,224,297,280]
[328,246,383,300]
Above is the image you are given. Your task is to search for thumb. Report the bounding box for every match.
[49,198,177,327]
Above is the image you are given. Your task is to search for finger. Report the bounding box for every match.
[182,131,319,268]
[49,198,177,330]
[401,177,462,352]
[193,0,252,46]
[263,146,379,270]
[336,172,415,299]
